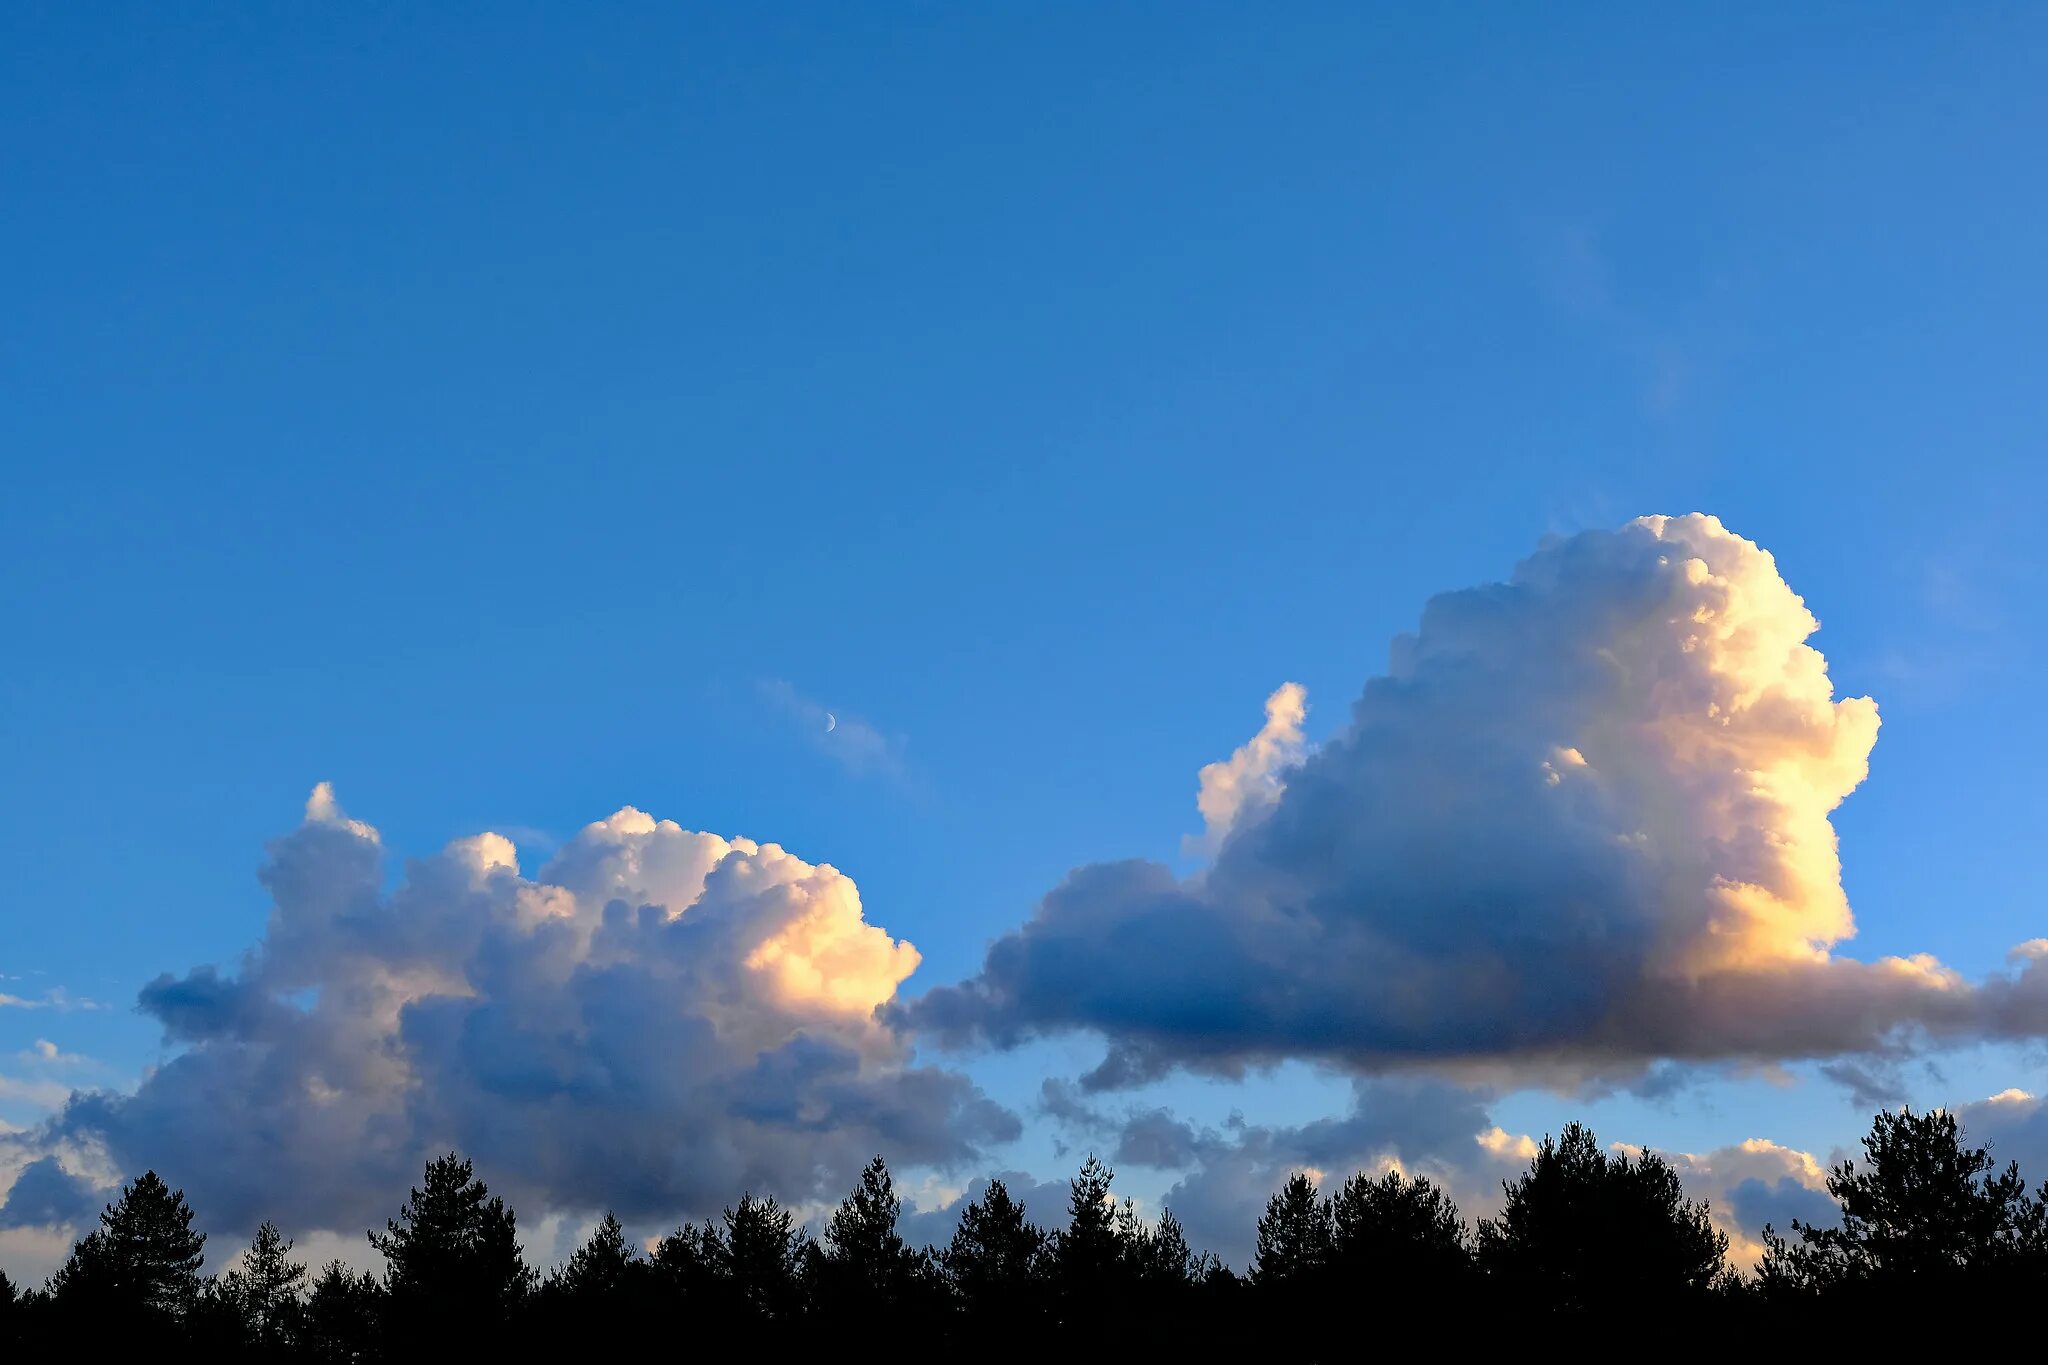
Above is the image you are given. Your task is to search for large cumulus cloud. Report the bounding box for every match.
[0,788,1015,1240]
[914,514,2048,1086]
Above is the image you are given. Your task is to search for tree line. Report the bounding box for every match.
[1,1107,2040,1358]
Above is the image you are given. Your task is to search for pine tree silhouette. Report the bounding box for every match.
[942,1177,1047,1325]
[369,1153,529,1354]
[219,1219,309,1354]
[48,1170,207,1338]
[1759,1106,2048,1303]
[1476,1121,1727,1317]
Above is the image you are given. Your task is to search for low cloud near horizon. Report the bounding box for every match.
[913,514,2048,1088]
[0,786,1015,1252]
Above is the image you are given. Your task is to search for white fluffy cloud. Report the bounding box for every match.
[1186,682,1308,856]
[915,515,2048,1085]
[0,788,1015,1243]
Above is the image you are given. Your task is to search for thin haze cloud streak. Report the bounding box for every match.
[0,988,103,1012]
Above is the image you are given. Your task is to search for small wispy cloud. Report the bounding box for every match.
[0,987,104,1012]
[0,1073,76,1112]
[758,679,906,779]
[0,1038,97,1118]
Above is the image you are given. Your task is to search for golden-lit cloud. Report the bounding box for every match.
[1187,681,1309,855]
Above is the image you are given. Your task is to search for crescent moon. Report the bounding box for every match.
[825,712,837,733]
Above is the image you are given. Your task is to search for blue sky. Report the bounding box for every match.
[3,4,2045,1272]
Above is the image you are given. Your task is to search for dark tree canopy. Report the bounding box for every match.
[815,1156,930,1317]
[1252,1172,1334,1288]
[300,1261,382,1365]
[650,1218,729,1309]
[1759,1106,2048,1299]
[1476,1121,1728,1312]
[720,1193,808,1323]
[1048,1155,1126,1321]
[217,1220,307,1354]
[942,1177,1046,1319]
[18,1105,2048,1356]
[48,1170,208,1330]
[548,1211,637,1300]
[367,1152,529,1347]
[1330,1169,1470,1290]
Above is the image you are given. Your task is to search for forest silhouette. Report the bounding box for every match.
[1,1107,2035,1358]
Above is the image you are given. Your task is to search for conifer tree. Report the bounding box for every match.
[221,1219,308,1352]
[48,1170,207,1328]
[369,1153,529,1345]
[817,1156,928,1316]
[550,1211,637,1300]
[1476,1122,1727,1313]
[943,1177,1046,1319]
[720,1193,807,1322]
[301,1260,383,1364]
[1329,1169,1470,1291]
[651,1219,730,1313]
[1252,1172,1332,1288]
[1758,1107,2048,1298]
[1051,1156,1131,1327]
[1053,1157,1121,1282]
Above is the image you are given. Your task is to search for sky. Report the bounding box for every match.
[3,3,2046,1280]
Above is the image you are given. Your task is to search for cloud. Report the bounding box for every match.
[1951,1087,2048,1187]
[914,515,2048,1086]
[0,1226,72,1288]
[1620,1139,1835,1267]
[1185,682,1308,856]
[759,679,905,779]
[0,1156,100,1231]
[0,1040,98,1124]
[1089,1080,1521,1269]
[1816,1058,1912,1111]
[1032,1074,1839,1273]
[897,1170,1078,1252]
[0,1075,75,1112]
[0,788,1015,1244]
[0,987,104,1012]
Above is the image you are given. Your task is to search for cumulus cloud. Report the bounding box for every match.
[1185,682,1308,856]
[914,515,2048,1086]
[1621,1139,1836,1267]
[0,788,1015,1244]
